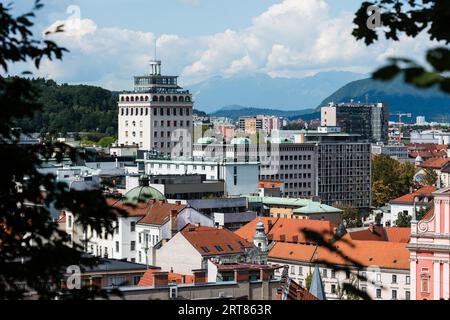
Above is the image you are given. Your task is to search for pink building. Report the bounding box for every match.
[409,187,450,300]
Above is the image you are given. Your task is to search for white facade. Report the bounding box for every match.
[117,60,193,154]
[270,261,411,300]
[383,202,431,227]
[141,156,259,196]
[410,130,450,145]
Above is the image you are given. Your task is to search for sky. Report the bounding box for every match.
[6,0,438,90]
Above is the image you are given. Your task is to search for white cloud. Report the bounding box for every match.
[31,0,439,90]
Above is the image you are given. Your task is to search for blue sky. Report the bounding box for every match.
[8,0,434,90]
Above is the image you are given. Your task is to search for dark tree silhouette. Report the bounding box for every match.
[353,0,450,93]
[0,0,126,299]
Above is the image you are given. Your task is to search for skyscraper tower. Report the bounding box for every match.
[117,60,193,156]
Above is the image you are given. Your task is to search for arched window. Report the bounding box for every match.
[173,96,178,102]
[179,96,184,102]
[166,96,171,102]
[185,96,190,102]
[145,96,149,101]
[140,108,144,115]
[126,96,130,102]
[153,95,158,102]
[120,108,124,116]
[159,96,164,102]
[130,96,135,102]
[145,108,149,116]
[120,96,125,102]
[130,108,134,116]
[126,108,129,115]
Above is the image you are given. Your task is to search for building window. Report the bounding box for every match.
[421,276,429,293]
[376,289,382,299]
[392,290,397,300]
[406,275,410,285]
[130,222,136,232]
[376,273,381,282]
[115,241,119,253]
[331,270,336,278]
[405,291,410,300]
[392,275,397,284]
[291,266,295,274]
[322,269,327,278]
[298,266,303,275]
[331,284,336,294]
[130,241,136,251]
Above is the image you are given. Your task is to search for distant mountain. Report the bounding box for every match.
[189,71,366,113]
[210,106,319,120]
[317,77,450,121]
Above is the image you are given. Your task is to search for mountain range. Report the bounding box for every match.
[189,71,366,112]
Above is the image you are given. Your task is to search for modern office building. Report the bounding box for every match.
[239,115,282,135]
[321,102,389,143]
[117,60,193,155]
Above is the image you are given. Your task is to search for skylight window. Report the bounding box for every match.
[214,245,224,252]
[201,246,210,253]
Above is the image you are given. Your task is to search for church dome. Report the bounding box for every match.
[123,175,166,204]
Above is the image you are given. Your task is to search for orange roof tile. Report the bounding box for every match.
[389,186,436,204]
[137,202,186,226]
[235,217,336,244]
[258,181,284,189]
[345,226,410,243]
[235,217,278,242]
[182,224,253,257]
[419,157,450,169]
[269,240,410,270]
[138,269,194,287]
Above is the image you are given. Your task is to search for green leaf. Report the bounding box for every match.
[373,64,400,80]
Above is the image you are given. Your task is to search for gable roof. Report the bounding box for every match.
[389,186,436,205]
[345,226,410,243]
[269,240,410,270]
[293,202,342,214]
[137,202,186,226]
[181,224,253,257]
[235,217,337,244]
[419,157,450,169]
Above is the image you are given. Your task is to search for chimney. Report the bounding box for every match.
[267,220,273,229]
[170,209,178,236]
[279,234,286,242]
[175,200,181,206]
[292,235,298,243]
[192,269,207,284]
[151,272,169,287]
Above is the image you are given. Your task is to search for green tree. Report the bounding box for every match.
[336,204,362,228]
[371,155,415,207]
[97,136,117,148]
[422,168,438,186]
[395,211,412,227]
[304,272,313,290]
[353,0,450,94]
[0,0,126,299]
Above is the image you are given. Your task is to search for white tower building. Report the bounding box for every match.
[253,218,268,252]
[117,60,193,155]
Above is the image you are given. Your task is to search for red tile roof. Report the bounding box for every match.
[138,269,194,287]
[137,202,186,226]
[181,224,253,257]
[389,186,436,204]
[419,157,450,169]
[258,181,284,189]
[269,240,410,270]
[344,226,410,243]
[235,217,337,245]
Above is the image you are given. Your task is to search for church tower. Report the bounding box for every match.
[253,218,268,252]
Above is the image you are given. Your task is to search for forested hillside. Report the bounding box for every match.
[15,78,118,135]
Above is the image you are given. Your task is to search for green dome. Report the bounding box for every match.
[230,137,252,145]
[123,186,166,204]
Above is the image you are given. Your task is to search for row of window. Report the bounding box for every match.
[120,95,191,103]
[120,106,191,117]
